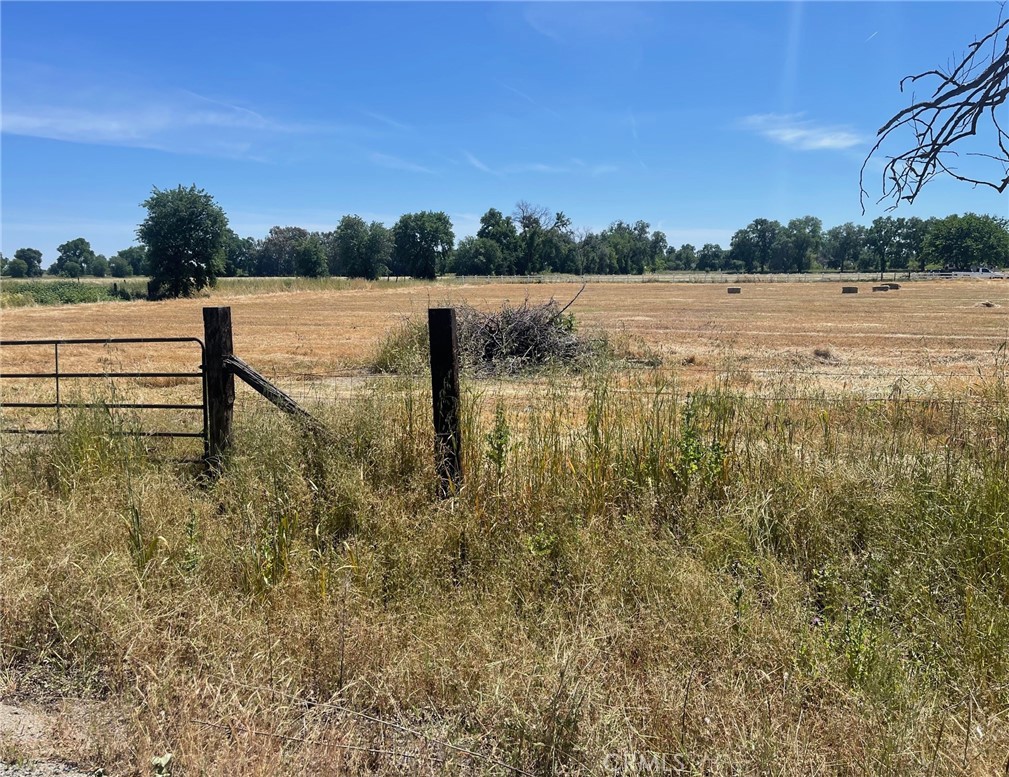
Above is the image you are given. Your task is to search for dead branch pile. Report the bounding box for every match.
[456,291,599,375]
[371,286,605,376]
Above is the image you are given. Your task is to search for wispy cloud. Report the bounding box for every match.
[464,152,617,177]
[508,162,569,174]
[1,66,324,159]
[523,4,654,44]
[742,113,864,151]
[499,82,563,119]
[369,152,435,174]
[464,151,499,175]
[451,212,482,240]
[625,111,647,170]
[361,109,412,132]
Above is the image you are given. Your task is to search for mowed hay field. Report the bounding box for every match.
[4,278,1009,775]
[3,278,1009,387]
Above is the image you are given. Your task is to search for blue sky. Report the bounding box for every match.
[2,1,1007,263]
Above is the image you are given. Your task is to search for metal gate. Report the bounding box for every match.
[0,337,207,452]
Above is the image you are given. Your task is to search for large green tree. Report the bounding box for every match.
[511,202,576,274]
[109,256,132,278]
[363,222,392,279]
[331,215,368,277]
[453,236,504,275]
[115,246,148,276]
[696,243,726,272]
[600,220,653,274]
[90,255,109,278]
[923,213,1009,271]
[777,216,822,273]
[671,243,697,271]
[293,235,328,277]
[822,223,866,273]
[729,219,781,273]
[391,211,454,280]
[137,185,229,298]
[477,208,519,273]
[14,248,43,277]
[5,258,29,277]
[53,238,96,277]
[221,230,258,277]
[256,226,308,276]
[866,216,904,277]
[575,232,617,275]
[331,216,391,279]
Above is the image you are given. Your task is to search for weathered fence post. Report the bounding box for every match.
[428,308,462,497]
[203,306,235,472]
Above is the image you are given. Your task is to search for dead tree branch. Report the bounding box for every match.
[861,11,1009,211]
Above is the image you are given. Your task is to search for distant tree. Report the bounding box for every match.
[649,230,668,271]
[899,216,931,272]
[256,226,309,276]
[6,258,29,278]
[730,219,781,273]
[62,261,82,279]
[923,213,1009,271]
[363,222,392,279]
[453,236,504,275]
[477,208,519,273]
[538,213,576,273]
[576,232,617,274]
[674,243,697,271]
[779,216,822,273]
[89,255,109,277]
[109,256,132,277]
[294,235,328,277]
[115,246,148,276]
[330,217,390,279]
[600,220,653,274]
[55,238,96,277]
[391,211,454,279]
[513,202,551,274]
[137,185,228,298]
[221,230,258,276]
[630,220,653,273]
[331,215,367,276]
[822,223,866,273]
[696,243,725,272]
[14,248,43,277]
[866,216,902,278]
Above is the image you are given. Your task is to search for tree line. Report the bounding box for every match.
[3,188,1008,288]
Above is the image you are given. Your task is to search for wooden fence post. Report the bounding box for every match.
[203,306,234,472]
[428,308,462,496]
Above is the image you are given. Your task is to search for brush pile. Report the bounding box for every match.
[372,286,605,376]
[456,291,598,375]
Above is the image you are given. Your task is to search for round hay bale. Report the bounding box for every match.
[727,287,742,294]
[872,285,890,292]
[841,286,858,294]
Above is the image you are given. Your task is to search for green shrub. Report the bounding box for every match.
[0,280,147,307]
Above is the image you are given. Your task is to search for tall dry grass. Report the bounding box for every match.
[2,365,1009,774]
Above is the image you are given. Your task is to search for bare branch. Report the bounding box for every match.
[861,12,1009,211]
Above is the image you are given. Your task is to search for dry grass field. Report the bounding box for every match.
[4,278,1009,775]
[3,277,1009,384]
